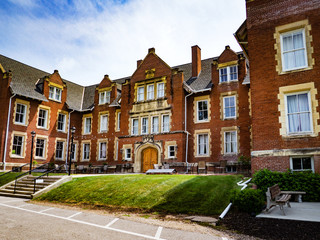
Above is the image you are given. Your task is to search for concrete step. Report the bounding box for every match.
[17,180,53,186]
[0,192,32,199]
[0,189,34,195]
[6,186,43,191]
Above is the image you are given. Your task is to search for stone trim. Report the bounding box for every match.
[164,141,177,160]
[96,138,108,161]
[122,144,133,161]
[82,113,93,135]
[114,137,119,161]
[80,140,91,162]
[98,111,109,133]
[193,95,211,123]
[13,98,30,126]
[220,126,239,155]
[194,129,211,158]
[36,105,51,130]
[251,147,320,157]
[9,131,27,159]
[217,60,238,69]
[54,137,67,161]
[34,135,49,160]
[115,109,121,132]
[220,91,238,120]
[56,110,68,133]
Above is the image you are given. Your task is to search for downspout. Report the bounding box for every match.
[184,92,193,173]
[65,110,74,166]
[3,93,16,171]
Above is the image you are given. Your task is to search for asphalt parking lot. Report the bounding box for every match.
[0,196,230,240]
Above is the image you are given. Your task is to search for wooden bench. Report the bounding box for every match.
[266,184,291,215]
[280,190,306,203]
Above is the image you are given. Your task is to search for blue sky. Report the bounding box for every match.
[0,0,246,86]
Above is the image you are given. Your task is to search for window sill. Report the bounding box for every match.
[195,120,209,124]
[98,158,107,161]
[10,155,24,159]
[57,130,66,133]
[283,133,317,138]
[219,80,238,84]
[34,156,46,160]
[37,126,49,130]
[81,159,90,162]
[196,155,210,158]
[99,131,108,134]
[49,98,62,103]
[223,117,237,120]
[14,122,27,126]
[279,66,312,75]
[224,153,238,156]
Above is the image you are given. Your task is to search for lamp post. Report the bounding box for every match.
[68,126,76,176]
[29,131,36,174]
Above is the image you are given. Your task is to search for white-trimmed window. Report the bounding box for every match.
[99,142,107,160]
[224,131,237,154]
[100,114,108,132]
[55,141,64,160]
[290,156,314,172]
[162,115,169,133]
[99,91,111,104]
[116,112,121,131]
[125,148,131,160]
[49,86,62,101]
[70,143,77,161]
[197,134,208,156]
[83,143,90,161]
[147,84,154,100]
[37,109,48,128]
[137,86,145,101]
[286,92,312,134]
[197,100,208,122]
[151,116,159,134]
[57,113,66,132]
[12,135,24,157]
[219,66,238,83]
[141,117,149,134]
[35,138,45,158]
[132,118,139,135]
[15,103,26,125]
[157,82,165,98]
[168,146,175,158]
[223,96,236,119]
[281,29,307,71]
[84,117,92,134]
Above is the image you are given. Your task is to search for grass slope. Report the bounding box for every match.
[0,172,22,186]
[36,174,240,216]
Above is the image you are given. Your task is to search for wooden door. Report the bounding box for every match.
[142,147,157,172]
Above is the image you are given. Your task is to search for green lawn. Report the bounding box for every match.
[36,174,241,216]
[0,172,22,186]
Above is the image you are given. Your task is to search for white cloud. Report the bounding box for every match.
[0,0,246,86]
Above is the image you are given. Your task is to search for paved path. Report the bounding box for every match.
[0,196,231,240]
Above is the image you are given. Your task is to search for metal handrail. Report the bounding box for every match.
[13,163,48,194]
[0,163,29,177]
[33,165,62,193]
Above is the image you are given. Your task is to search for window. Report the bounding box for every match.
[147,84,154,100]
[57,113,66,132]
[281,29,307,71]
[224,131,237,154]
[99,142,107,160]
[223,96,236,119]
[84,117,92,134]
[15,103,26,125]
[70,143,77,161]
[37,109,48,128]
[99,91,111,104]
[168,146,175,158]
[286,92,312,134]
[226,166,237,173]
[162,115,169,132]
[49,86,62,101]
[137,86,144,101]
[12,135,24,157]
[197,134,208,156]
[197,100,208,122]
[141,117,148,134]
[55,141,64,160]
[83,143,90,160]
[132,118,139,135]
[35,139,45,158]
[125,148,131,160]
[151,116,159,134]
[116,112,121,131]
[100,114,108,132]
[157,82,165,98]
[290,157,314,172]
[219,66,238,83]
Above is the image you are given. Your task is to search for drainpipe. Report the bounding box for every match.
[65,110,74,166]
[3,93,16,171]
[184,92,193,173]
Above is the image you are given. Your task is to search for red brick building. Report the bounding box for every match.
[235,0,320,173]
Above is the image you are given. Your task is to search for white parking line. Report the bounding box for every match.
[155,227,163,239]
[67,212,82,219]
[0,202,166,240]
[222,237,228,240]
[105,218,119,227]
[1,199,25,203]
[39,207,54,213]
[17,204,30,208]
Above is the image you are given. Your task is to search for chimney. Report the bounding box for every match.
[137,59,142,68]
[192,45,201,77]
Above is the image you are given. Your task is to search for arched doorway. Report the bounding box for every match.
[142,147,158,172]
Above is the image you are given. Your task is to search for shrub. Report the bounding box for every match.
[231,189,265,215]
[253,169,320,202]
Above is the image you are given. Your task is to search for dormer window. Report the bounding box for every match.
[49,86,62,101]
[219,66,238,83]
[99,91,111,104]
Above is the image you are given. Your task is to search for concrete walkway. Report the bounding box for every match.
[257,202,320,222]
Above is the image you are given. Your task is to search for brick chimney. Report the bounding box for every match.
[192,45,201,77]
[137,59,142,68]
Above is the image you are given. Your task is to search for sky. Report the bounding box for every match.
[0,0,246,86]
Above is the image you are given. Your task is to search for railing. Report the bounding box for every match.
[0,163,29,177]
[13,163,49,194]
[33,165,62,193]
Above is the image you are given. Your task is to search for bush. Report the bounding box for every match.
[253,169,320,202]
[231,189,265,215]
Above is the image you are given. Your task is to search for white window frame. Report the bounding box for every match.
[100,114,108,132]
[49,86,62,102]
[35,138,46,159]
[116,112,121,131]
[224,131,237,154]
[223,95,236,119]
[132,118,139,135]
[37,108,48,129]
[70,143,77,161]
[125,148,131,160]
[99,91,111,104]
[15,103,27,125]
[197,134,209,156]
[197,100,208,122]
[55,141,64,160]
[141,117,149,135]
[162,115,170,133]
[99,142,107,160]
[12,135,24,157]
[168,145,176,158]
[157,82,165,98]
[57,113,66,132]
[290,156,314,172]
[280,29,308,72]
[147,84,154,100]
[137,86,145,102]
[285,91,313,135]
[82,143,90,161]
[219,65,238,83]
[151,116,159,134]
[84,117,92,134]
